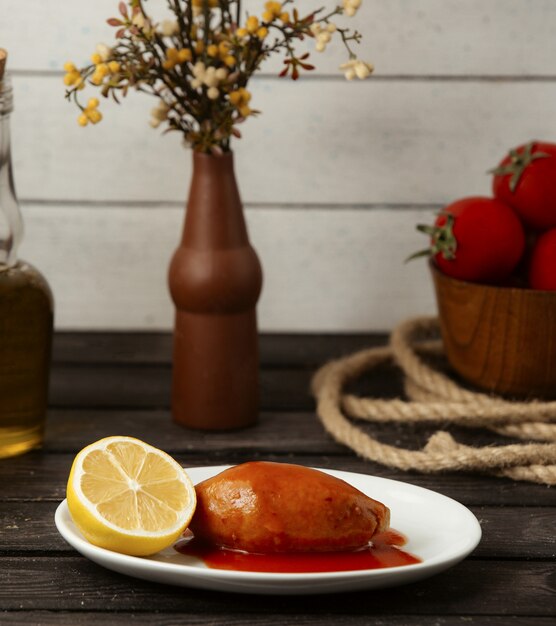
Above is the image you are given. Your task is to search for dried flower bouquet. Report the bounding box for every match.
[64,0,372,153]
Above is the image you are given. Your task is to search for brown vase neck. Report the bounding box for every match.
[182,150,248,249]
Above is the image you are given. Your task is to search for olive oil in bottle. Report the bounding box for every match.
[0,50,54,458]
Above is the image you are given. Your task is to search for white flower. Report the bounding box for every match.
[311,22,335,52]
[327,22,337,33]
[160,20,179,37]
[192,62,206,78]
[340,58,374,80]
[149,101,170,128]
[95,43,111,62]
[151,102,170,121]
[203,67,219,87]
[132,11,153,35]
[215,67,228,81]
[343,0,362,17]
[207,87,220,100]
[190,62,228,91]
[309,23,322,36]
[315,31,332,52]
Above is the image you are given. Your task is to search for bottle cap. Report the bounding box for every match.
[0,49,7,81]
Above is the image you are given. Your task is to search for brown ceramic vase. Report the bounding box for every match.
[168,151,263,430]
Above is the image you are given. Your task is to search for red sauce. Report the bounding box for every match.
[174,529,421,573]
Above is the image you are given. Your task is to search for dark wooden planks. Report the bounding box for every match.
[2,613,554,626]
[48,366,316,411]
[48,333,404,411]
[52,333,385,367]
[41,410,347,455]
[1,559,555,616]
[1,452,555,507]
[2,502,555,559]
[47,363,402,410]
[42,409,531,455]
[3,332,554,625]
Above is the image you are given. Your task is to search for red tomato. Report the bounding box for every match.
[424,197,525,283]
[491,141,556,230]
[528,229,556,290]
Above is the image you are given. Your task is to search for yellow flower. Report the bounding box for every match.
[163,48,179,70]
[264,1,282,18]
[207,44,219,57]
[224,55,236,68]
[195,40,205,54]
[86,109,102,124]
[263,2,283,22]
[280,12,290,23]
[63,62,83,87]
[90,72,104,86]
[218,41,230,56]
[265,1,282,11]
[108,61,121,73]
[236,27,248,38]
[96,63,109,78]
[229,91,241,106]
[178,48,192,63]
[257,27,268,40]
[229,88,252,117]
[90,53,102,65]
[63,71,80,86]
[163,47,191,70]
[78,97,102,127]
[246,16,259,34]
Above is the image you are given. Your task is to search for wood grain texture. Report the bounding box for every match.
[1,333,554,624]
[40,407,548,456]
[3,614,553,626]
[3,2,556,333]
[19,204,436,331]
[51,332,387,366]
[11,77,556,205]
[1,558,554,615]
[2,451,555,507]
[2,501,555,560]
[4,0,556,76]
[432,264,556,397]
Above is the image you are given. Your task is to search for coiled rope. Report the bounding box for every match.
[312,317,556,485]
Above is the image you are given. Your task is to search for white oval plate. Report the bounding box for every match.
[55,465,481,595]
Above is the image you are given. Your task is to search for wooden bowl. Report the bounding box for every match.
[430,261,556,398]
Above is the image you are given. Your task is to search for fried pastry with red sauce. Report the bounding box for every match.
[189,462,390,553]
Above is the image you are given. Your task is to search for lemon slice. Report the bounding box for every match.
[66,436,196,556]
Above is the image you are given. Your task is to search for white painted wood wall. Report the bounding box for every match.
[2,0,556,331]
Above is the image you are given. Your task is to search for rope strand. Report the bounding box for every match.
[312,317,556,485]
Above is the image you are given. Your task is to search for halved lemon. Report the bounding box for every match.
[66,436,196,556]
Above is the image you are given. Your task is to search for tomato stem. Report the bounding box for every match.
[407,212,457,263]
[489,141,551,192]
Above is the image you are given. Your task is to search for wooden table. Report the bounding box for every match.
[1,333,555,625]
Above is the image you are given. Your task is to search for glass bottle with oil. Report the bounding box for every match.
[0,50,54,458]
